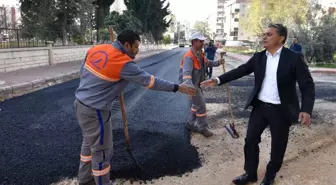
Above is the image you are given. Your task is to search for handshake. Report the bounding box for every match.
[177,77,220,96]
[177,83,197,96]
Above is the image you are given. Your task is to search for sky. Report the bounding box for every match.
[0,0,18,7]
[168,0,218,32]
[0,0,218,32]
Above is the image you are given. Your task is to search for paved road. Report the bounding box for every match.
[0,48,200,185]
[1,48,336,185]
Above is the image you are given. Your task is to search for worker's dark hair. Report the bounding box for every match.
[268,23,287,44]
[293,36,298,41]
[117,30,141,45]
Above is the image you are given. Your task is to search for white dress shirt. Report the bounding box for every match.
[257,47,283,104]
[216,47,283,104]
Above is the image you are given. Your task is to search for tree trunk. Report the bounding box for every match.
[62,0,68,46]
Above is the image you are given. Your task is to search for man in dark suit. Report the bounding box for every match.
[200,23,315,185]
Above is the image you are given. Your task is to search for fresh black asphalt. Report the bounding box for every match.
[1,48,336,185]
[0,48,200,185]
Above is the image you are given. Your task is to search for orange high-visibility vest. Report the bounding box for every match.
[180,49,209,70]
[84,44,132,82]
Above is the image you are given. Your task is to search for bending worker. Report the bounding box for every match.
[74,30,196,185]
[179,32,224,137]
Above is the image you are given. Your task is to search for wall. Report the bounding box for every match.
[0,44,174,72]
[53,46,91,64]
[0,47,50,72]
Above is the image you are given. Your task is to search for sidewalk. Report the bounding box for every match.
[222,51,336,74]
[0,49,170,100]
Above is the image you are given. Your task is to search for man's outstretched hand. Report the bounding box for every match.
[200,79,218,88]
[178,84,197,96]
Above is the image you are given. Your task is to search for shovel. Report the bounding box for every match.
[108,26,143,169]
[220,51,239,139]
[119,94,143,170]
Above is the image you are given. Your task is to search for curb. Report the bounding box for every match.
[310,70,336,75]
[225,53,336,75]
[0,49,169,101]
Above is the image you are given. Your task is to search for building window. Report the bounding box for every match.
[235,9,240,13]
[234,18,239,22]
[230,31,238,37]
[233,37,238,40]
[234,27,238,31]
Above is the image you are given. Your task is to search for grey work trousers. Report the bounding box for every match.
[74,99,113,185]
[187,88,208,129]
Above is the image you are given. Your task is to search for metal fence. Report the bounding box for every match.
[0,28,81,49]
[0,28,47,49]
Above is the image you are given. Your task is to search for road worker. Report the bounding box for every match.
[179,32,224,137]
[74,30,196,185]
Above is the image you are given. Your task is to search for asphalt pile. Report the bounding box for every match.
[0,78,201,185]
[111,129,201,181]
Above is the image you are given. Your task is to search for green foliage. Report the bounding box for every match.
[19,0,92,44]
[193,21,211,40]
[19,0,58,40]
[92,0,115,41]
[124,0,171,41]
[293,2,336,64]
[241,0,309,36]
[163,34,171,45]
[104,10,143,35]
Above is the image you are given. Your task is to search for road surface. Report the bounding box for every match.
[0,48,335,185]
[0,48,200,185]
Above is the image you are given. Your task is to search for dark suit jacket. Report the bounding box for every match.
[218,47,315,123]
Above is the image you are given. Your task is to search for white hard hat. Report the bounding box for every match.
[190,32,207,41]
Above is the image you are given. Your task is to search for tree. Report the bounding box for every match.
[240,0,309,36]
[55,0,81,45]
[124,0,171,42]
[293,1,336,64]
[163,34,171,45]
[92,0,115,42]
[19,0,58,41]
[104,10,143,36]
[193,21,211,39]
[74,0,95,44]
[19,0,92,44]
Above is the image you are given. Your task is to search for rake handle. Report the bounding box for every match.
[119,94,130,146]
[220,52,235,125]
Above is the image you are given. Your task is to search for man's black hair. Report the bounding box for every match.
[268,23,287,44]
[293,36,298,41]
[117,30,141,45]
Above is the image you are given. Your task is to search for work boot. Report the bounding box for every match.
[79,179,95,185]
[197,127,214,137]
[194,120,213,137]
[185,122,197,132]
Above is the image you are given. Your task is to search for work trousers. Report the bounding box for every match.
[187,88,208,129]
[74,99,113,185]
[244,99,291,180]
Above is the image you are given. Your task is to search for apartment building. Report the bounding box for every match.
[216,0,256,45]
[215,0,226,41]
[0,4,18,29]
